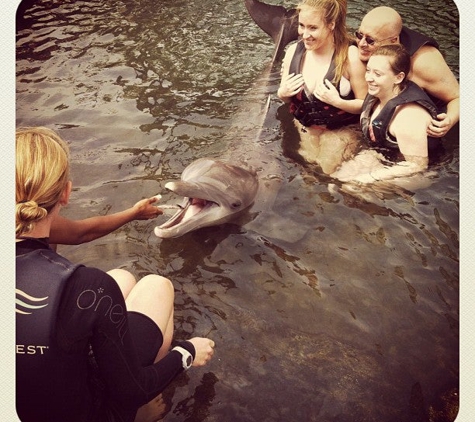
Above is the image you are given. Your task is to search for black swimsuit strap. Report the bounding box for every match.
[16,236,50,248]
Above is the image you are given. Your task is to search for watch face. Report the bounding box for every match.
[186,355,193,367]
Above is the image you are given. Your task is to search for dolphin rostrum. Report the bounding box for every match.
[154,158,259,238]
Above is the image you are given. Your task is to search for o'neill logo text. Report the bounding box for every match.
[77,288,128,343]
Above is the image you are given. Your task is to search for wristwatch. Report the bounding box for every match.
[173,346,193,370]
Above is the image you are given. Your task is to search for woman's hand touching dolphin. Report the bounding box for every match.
[50,195,164,245]
[132,195,164,220]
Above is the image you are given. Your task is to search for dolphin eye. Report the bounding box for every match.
[231,201,242,209]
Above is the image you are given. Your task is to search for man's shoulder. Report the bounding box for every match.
[410,44,446,78]
[347,44,359,58]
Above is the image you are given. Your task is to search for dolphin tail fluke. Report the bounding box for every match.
[244,0,299,64]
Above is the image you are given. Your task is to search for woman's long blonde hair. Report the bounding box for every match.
[297,0,349,85]
[16,127,70,237]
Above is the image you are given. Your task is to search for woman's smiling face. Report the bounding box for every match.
[298,8,334,51]
[365,54,404,98]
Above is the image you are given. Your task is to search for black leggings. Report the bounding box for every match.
[127,311,164,366]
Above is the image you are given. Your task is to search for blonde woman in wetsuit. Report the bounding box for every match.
[15,127,215,422]
[278,0,367,174]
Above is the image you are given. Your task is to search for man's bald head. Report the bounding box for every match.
[357,7,403,62]
[363,7,403,37]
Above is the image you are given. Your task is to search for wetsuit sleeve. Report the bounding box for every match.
[56,267,189,408]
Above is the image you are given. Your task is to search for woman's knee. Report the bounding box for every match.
[107,268,137,298]
[139,275,175,299]
[108,268,136,281]
[126,274,175,324]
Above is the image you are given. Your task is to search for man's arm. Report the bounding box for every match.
[51,196,162,245]
[410,45,460,137]
[347,45,369,100]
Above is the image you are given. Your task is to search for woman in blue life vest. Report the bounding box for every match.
[15,127,215,422]
[332,44,438,184]
[277,0,367,174]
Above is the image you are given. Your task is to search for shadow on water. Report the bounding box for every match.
[16,0,459,421]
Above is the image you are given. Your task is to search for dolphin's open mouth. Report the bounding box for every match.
[154,158,259,238]
[157,197,219,230]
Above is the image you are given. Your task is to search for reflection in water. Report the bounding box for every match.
[16,0,459,421]
[172,372,219,422]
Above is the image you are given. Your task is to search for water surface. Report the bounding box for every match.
[16,0,459,421]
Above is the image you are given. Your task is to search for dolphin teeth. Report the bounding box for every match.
[159,204,182,211]
[156,198,218,230]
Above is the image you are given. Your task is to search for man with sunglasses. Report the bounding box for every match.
[355,6,459,138]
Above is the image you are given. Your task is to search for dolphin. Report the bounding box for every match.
[244,0,298,64]
[154,1,299,240]
[154,158,259,238]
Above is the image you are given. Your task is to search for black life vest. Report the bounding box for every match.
[399,26,439,56]
[288,41,359,129]
[399,26,446,113]
[15,244,92,422]
[360,80,438,149]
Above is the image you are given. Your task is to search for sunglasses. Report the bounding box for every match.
[355,31,396,46]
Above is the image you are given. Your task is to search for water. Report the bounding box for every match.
[16,0,459,421]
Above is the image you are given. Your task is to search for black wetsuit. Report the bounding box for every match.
[16,238,194,422]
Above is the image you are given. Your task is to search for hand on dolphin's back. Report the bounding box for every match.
[154,158,258,239]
